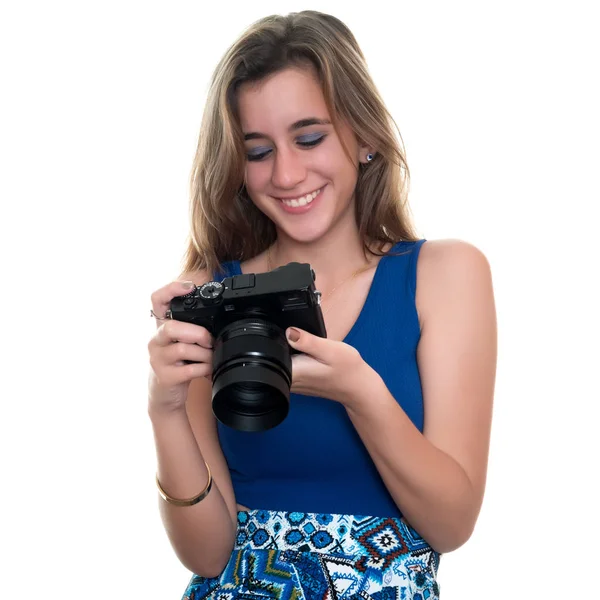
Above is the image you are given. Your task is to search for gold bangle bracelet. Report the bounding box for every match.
[156,462,212,507]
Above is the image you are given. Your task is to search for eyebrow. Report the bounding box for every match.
[243,118,332,141]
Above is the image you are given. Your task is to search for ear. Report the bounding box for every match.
[359,146,376,164]
[356,137,375,163]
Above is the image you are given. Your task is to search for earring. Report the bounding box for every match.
[366,153,374,162]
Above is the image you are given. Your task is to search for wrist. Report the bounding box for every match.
[148,402,189,424]
[342,362,384,412]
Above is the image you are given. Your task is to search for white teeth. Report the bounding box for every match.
[281,188,321,207]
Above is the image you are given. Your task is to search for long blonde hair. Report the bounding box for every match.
[181,10,419,277]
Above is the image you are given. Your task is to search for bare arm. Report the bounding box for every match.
[150,382,237,577]
[148,273,239,577]
[345,240,497,552]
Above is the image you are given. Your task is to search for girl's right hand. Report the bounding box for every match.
[147,280,214,415]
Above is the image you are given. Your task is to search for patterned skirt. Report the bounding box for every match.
[182,509,440,600]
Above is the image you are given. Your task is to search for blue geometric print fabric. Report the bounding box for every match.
[182,510,440,600]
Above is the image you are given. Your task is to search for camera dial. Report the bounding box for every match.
[198,281,224,305]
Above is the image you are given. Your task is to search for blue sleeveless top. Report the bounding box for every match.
[214,240,426,518]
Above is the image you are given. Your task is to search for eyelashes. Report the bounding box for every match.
[246,134,327,162]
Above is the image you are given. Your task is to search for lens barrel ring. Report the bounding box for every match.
[211,317,292,432]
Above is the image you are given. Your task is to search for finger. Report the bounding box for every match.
[153,320,214,349]
[150,280,196,324]
[150,360,213,387]
[159,341,214,367]
[286,327,333,363]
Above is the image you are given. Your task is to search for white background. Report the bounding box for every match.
[1,0,598,598]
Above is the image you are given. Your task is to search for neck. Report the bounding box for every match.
[268,221,373,285]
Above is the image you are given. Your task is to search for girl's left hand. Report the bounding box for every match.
[286,327,376,407]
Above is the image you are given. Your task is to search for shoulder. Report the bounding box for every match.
[418,238,490,272]
[416,239,494,325]
[417,238,492,287]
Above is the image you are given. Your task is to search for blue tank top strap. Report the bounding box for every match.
[384,238,427,300]
[213,259,242,281]
[348,239,425,340]
[407,238,426,298]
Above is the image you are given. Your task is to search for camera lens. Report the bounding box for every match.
[211,318,292,432]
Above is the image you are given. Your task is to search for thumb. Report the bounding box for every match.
[286,327,328,360]
[286,327,303,345]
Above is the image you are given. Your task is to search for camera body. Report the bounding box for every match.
[169,262,326,340]
[169,262,326,432]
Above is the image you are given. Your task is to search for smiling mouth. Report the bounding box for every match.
[277,187,323,208]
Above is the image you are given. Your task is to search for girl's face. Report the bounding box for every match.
[238,66,371,245]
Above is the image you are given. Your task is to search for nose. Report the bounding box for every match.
[271,147,306,190]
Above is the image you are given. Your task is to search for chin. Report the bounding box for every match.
[278,221,335,245]
[253,193,355,246]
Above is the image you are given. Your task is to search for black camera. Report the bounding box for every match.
[169,262,326,432]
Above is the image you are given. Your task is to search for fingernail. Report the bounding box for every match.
[182,281,195,289]
[287,328,300,342]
